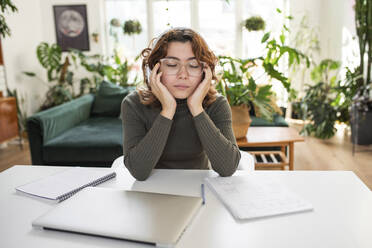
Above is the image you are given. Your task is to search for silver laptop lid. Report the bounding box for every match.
[32,187,203,246]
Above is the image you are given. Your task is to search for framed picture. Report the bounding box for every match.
[53,5,90,51]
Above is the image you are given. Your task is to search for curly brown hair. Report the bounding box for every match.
[138,27,218,107]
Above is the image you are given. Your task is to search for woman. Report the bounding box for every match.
[121,27,240,180]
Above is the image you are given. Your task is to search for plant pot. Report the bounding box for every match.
[351,110,372,145]
[231,105,252,139]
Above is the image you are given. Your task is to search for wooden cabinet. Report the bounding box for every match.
[0,96,19,143]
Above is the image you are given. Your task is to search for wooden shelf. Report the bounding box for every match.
[249,151,288,170]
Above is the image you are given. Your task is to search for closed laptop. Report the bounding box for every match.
[32,187,203,247]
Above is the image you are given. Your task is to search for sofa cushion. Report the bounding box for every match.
[43,117,123,165]
[91,81,134,117]
[250,114,288,127]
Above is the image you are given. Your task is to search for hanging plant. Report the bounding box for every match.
[110,18,121,28]
[123,19,142,36]
[244,16,266,32]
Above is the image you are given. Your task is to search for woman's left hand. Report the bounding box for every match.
[187,64,212,116]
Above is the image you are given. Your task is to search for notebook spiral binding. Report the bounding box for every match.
[57,172,117,202]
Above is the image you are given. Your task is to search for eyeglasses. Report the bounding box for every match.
[159,58,205,77]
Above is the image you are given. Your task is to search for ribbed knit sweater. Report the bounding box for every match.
[121,91,241,180]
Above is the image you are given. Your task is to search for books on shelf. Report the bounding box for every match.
[205,174,313,220]
[16,167,116,202]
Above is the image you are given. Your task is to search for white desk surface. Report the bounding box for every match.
[1,165,372,248]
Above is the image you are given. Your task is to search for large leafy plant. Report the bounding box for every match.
[217,56,275,121]
[259,9,310,94]
[73,49,138,89]
[25,42,138,111]
[24,42,76,110]
[301,59,341,139]
[217,9,309,121]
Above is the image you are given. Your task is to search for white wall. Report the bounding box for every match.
[289,0,355,63]
[2,0,106,115]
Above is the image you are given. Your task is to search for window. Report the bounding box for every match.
[105,0,285,59]
[198,0,236,56]
[105,0,147,59]
[153,0,191,36]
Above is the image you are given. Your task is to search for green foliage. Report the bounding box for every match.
[24,42,138,111]
[217,55,275,121]
[288,14,320,102]
[216,9,309,122]
[73,49,138,88]
[300,59,341,139]
[244,16,265,32]
[123,19,142,36]
[261,32,310,92]
[24,42,77,110]
[301,82,338,139]
[334,67,363,123]
[110,18,121,27]
[352,0,372,114]
[354,0,372,86]
[310,59,341,85]
[36,42,62,81]
[253,9,310,93]
[0,0,17,38]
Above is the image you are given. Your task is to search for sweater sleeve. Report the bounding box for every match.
[193,97,241,176]
[121,97,173,181]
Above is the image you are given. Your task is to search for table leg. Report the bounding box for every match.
[289,142,294,170]
[280,145,286,170]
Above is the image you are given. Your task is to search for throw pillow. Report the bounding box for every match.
[91,81,134,117]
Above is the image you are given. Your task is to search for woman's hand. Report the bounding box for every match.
[187,63,212,117]
[149,63,177,120]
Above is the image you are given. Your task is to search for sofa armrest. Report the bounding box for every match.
[27,94,95,165]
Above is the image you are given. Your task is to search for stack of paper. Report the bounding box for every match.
[205,175,313,220]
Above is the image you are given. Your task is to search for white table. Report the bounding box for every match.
[1,165,372,248]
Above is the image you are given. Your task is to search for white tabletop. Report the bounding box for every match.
[1,165,372,248]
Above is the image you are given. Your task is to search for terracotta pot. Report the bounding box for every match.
[231,105,252,139]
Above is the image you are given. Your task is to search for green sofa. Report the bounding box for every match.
[27,81,133,167]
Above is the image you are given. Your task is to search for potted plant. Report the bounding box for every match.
[300,59,341,139]
[123,19,142,36]
[217,9,309,139]
[243,16,266,32]
[217,56,275,139]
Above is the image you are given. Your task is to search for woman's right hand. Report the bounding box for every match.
[149,63,177,119]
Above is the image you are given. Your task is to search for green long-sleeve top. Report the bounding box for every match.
[121,91,241,180]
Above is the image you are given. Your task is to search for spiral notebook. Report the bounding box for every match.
[16,167,116,202]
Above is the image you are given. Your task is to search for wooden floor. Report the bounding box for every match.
[292,123,372,190]
[1,124,372,190]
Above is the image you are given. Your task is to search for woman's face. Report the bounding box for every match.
[160,41,203,99]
